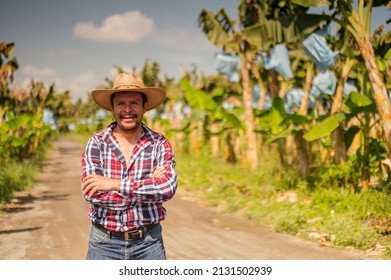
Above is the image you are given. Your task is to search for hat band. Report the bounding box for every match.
[113,84,142,90]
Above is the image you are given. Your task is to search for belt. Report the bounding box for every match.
[92,222,157,241]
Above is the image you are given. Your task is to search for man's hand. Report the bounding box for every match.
[152,167,165,178]
[82,168,165,198]
[82,174,120,198]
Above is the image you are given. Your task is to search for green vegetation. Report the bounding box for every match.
[0,160,40,206]
[0,42,61,205]
[175,147,391,257]
[2,0,391,259]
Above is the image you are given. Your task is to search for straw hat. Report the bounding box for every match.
[91,72,166,111]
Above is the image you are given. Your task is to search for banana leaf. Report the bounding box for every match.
[303,113,346,141]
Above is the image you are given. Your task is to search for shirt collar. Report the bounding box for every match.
[96,122,158,144]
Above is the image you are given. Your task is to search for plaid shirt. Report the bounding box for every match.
[81,122,177,231]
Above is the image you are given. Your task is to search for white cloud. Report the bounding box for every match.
[61,68,133,102]
[61,48,77,55]
[154,27,214,52]
[108,66,133,77]
[17,71,96,103]
[63,71,98,102]
[18,76,61,96]
[19,68,141,104]
[45,51,55,58]
[73,11,155,43]
[22,65,56,78]
[45,48,76,58]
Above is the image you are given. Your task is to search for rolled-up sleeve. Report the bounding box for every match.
[120,139,177,203]
[81,137,131,210]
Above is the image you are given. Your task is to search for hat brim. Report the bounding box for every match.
[91,87,166,111]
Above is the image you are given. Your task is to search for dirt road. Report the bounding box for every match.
[0,136,377,260]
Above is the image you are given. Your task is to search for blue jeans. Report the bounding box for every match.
[86,223,166,260]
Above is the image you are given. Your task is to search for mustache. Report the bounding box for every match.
[120,113,138,118]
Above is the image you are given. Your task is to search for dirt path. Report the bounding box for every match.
[0,136,378,260]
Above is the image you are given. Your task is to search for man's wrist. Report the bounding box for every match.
[113,180,121,192]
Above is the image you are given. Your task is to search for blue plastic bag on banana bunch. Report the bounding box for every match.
[284,88,305,114]
[260,44,293,79]
[215,52,240,82]
[303,25,339,72]
[343,79,358,97]
[309,70,337,108]
[253,85,272,110]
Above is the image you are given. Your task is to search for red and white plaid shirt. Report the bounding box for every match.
[81,122,177,231]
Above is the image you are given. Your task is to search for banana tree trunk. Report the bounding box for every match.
[241,51,259,170]
[210,122,220,158]
[330,59,355,164]
[361,37,391,160]
[190,120,202,155]
[251,64,268,110]
[295,131,310,177]
[299,62,314,115]
[225,129,237,163]
[269,70,280,99]
[0,106,7,125]
[361,112,372,192]
[293,62,315,177]
[330,59,355,114]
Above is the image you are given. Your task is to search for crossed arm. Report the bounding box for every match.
[81,137,177,209]
[81,167,165,198]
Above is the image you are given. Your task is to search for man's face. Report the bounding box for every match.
[111,91,146,133]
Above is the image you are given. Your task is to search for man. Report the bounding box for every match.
[81,72,178,260]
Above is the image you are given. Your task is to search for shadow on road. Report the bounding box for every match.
[0,227,42,235]
[2,192,69,213]
[9,192,69,204]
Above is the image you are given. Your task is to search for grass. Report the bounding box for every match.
[0,159,40,207]
[175,149,391,259]
[0,136,55,208]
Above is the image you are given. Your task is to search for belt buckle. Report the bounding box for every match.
[125,229,144,240]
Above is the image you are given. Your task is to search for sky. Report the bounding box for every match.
[1,0,390,103]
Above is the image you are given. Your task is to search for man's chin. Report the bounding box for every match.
[118,121,141,133]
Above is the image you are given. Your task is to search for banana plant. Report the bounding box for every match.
[0,113,53,164]
[140,60,166,127]
[179,77,242,162]
[198,0,328,170]
[198,7,260,169]
[325,22,359,164]
[180,77,242,129]
[255,96,312,174]
[295,0,391,158]
[303,86,382,191]
[0,42,19,125]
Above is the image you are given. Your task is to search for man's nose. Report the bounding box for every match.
[123,103,132,112]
